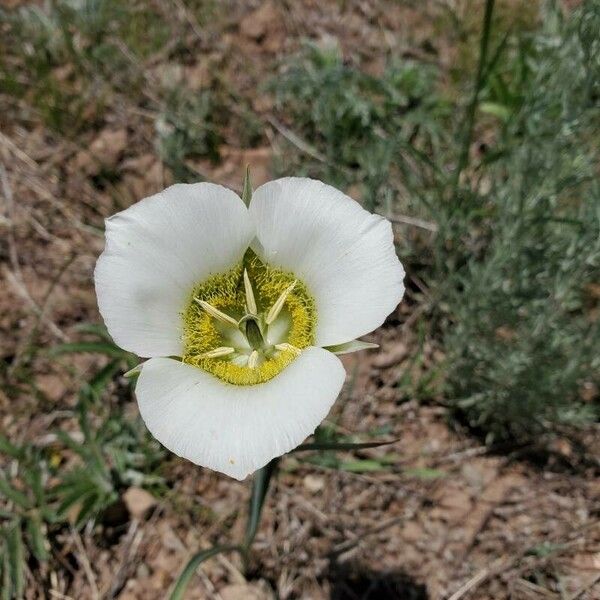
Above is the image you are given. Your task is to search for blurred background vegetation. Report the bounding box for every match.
[0,0,599,598]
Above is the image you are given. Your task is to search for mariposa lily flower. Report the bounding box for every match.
[95,177,404,479]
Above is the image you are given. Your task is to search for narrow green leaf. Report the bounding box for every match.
[479,101,511,122]
[23,466,45,509]
[340,460,388,472]
[90,359,121,390]
[72,323,112,341]
[402,467,446,480]
[170,545,243,600]
[2,547,10,600]
[6,521,24,598]
[75,493,101,527]
[49,341,129,358]
[0,477,30,509]
[56,481,96,516]
[525,542,565,558]
[54,430,87,458]
[26,515,49,562]
[243,458,279,549]
[0,435,25,460]
[293,439,397,452]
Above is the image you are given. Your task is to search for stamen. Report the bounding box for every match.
[183,257,316,385]
[199,346,235,359]
[247,350,259,369]
[265,280,297,325]
[195,298,238,327]
[243,269,258,315]
[274,343,301,355]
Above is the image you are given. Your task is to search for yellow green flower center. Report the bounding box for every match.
[182,252,316,385]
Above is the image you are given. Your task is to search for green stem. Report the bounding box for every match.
[169,545,243,600]
[243,458,279,551]
[170,458,280,598]
[453,0,496,194]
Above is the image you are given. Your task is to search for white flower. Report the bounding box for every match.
[95,177,405,480]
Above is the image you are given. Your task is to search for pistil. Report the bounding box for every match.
[244,318,265,350]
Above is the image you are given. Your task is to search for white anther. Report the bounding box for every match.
[247,350,259,369]
[265,280,297,325]
[243,269,258,315]
[199,346,235,359]
[195,299,239,327]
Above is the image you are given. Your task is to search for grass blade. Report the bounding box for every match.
[169,545,242,600]
[0,435,24,460]
[72,323,112,341]
[49,341,130,358]
[26,515,49,562]
[0,477,30,509]
[340,460,389,473]
[6,521,24,598]
[452,0,496,192]
[88,359,122,395]
[2,548,10,600]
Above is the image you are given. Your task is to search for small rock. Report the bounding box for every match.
[303,474,325,494]
[121,153,155,172]
[36,374,67,402]
[494,325,516,341]
[402,521,424,542]
[239,1,285,52]
[185,60,211,91]
[72,128,128,176]
[151,62,184,88]
[434,487,472,512]
[123,487,157,520]
[90,128,127,166]
[240,2,278,39]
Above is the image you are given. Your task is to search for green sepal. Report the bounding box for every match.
[123,363,143,378]
[324,339,379,355]
[242,165,252,207]
[293,439,397,452]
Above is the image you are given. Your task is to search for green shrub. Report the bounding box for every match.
[156,87,222,181]
[270,3,600,443]
[442,1,600,440]
[270,41,451,211]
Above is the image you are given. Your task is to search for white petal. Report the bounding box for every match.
[135,348,346,480]
[250,178,405,346]
[95,184,253,357]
